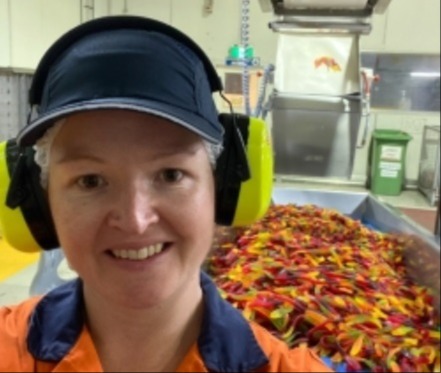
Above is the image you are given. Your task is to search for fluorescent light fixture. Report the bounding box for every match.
[410,72,441,78]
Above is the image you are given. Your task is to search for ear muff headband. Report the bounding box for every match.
[29,16,223,107]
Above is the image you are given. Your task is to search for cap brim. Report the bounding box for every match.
[18,98,223,146]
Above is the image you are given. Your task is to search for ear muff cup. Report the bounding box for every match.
[232,116,273,226]
[0,140,58,252]
[216,114,273,227]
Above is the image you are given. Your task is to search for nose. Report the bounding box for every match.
[107,181,159,234]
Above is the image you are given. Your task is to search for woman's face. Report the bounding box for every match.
[48,110,216,308]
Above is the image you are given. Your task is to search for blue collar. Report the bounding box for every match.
[27,272,268,372]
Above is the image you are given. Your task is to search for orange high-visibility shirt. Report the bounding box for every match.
[0,273,333,372]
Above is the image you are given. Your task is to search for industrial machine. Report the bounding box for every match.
[258,0,392,180]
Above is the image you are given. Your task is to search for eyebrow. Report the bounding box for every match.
[150,143,201,161]
[54,149,105,164]
[55,143,201,165]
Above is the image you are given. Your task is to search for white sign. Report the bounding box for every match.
[380,169,399,178]
[380,162,402,171]
[275,34,358,95]
[381,146,402,161]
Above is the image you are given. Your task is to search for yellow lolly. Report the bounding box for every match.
[391,326,414,337]
[350,335,364,357]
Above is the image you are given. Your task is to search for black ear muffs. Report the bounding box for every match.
[0,140,57,252]
[1,16,273,252]
[215,113,251,225]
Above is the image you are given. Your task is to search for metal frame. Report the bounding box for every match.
[260,0,392,16]
[0,72,32,141]
[269,17,372,34]
[418,126,440,207]
[374,0,393,14]
[270,0,376,17]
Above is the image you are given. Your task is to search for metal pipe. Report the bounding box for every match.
[241,0,251,116]
[7,0,12,67]
[81,0,95,22]
[254,64,275,118]
[435,200,440,237]
[203,0,214,15]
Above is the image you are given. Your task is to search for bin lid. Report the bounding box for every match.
[373,129,413,142]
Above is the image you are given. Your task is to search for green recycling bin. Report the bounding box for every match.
[370,129,413,196]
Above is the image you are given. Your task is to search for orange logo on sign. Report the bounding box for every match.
[314,56,342,72]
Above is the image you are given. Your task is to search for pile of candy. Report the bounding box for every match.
[207,204,440,372]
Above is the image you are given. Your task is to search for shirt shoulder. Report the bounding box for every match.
[249,322,334,372]
[0,297,42,372]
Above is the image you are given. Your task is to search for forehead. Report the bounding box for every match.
[52,109,202,151]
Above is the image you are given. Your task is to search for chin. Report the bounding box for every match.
[113,279,179,309]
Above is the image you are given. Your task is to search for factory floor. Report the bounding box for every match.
[0,182,439,307]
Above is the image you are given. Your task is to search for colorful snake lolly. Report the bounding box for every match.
[208,204,440,373]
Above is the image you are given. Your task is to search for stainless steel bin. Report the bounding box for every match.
[271,93,365,179]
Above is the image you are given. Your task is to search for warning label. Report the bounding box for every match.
[381,146,402,161]
[380,162,402,171]
[380,169,399,178]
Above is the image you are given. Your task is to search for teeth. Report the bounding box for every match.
[128,250,138,260]
[112,244,165,261]
[138,247,149,260]
[148,246,155,257]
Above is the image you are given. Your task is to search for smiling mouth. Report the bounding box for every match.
[109,243,170,261]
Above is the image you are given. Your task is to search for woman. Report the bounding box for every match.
[0,16,332,372]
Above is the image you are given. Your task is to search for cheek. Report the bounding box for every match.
[177,177,216,243]
[186,192,214,230]
[48,183,99,254]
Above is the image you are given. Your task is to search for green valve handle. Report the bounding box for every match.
[229,44,254,60]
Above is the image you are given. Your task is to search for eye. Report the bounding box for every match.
[76,174,107,189]
[159,169,184,184]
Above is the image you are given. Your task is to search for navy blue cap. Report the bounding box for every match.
[17,25,224,146]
